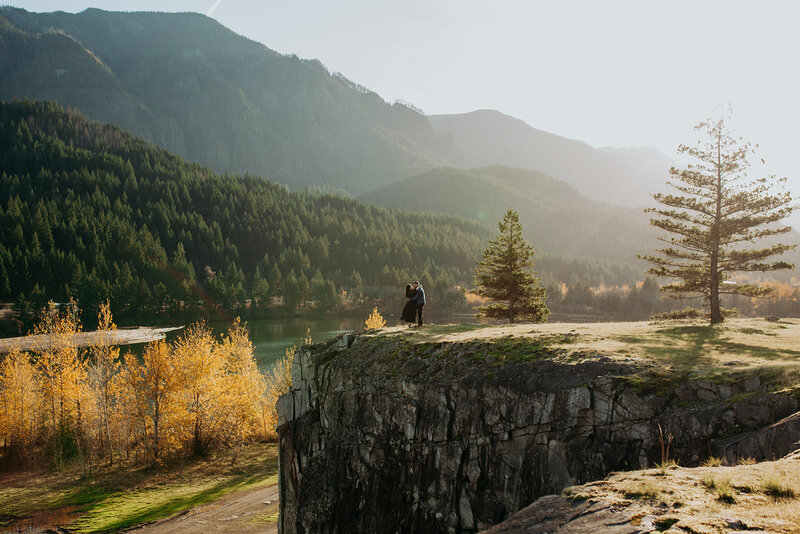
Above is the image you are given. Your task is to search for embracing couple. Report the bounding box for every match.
[401,281,426,327]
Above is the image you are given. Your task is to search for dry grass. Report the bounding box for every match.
[702,473,736,503]
[702,456,726,467]
[563,455,800,533]
[374,318,800,392]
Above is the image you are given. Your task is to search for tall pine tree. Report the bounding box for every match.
[474,209,548,323]
[640,113,795,324]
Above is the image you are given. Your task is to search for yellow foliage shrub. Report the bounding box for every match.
[365,307,386,330]
[0,348,40,464]
[0,300,274,467]
[262,346,294,441]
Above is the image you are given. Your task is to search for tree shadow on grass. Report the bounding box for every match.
[73,470,278,532]
[619,324,800,369]
[616,326,722,368]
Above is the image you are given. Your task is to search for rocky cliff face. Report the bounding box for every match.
[276,331,799,533]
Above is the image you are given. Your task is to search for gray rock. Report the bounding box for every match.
[484,495,652,533]
[277,333,800,534]
[400,357,427,377]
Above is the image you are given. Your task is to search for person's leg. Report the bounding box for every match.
[417,304,424,326]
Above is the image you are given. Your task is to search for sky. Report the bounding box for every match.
[7,1,800,200]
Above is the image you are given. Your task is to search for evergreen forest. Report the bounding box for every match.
[0,100,488,327]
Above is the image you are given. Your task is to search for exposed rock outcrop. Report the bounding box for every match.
[484,495,647,534]
[276,331,799,533]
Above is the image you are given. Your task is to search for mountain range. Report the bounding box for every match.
[362,166,654,266]
[0,6,670,205]
[1,6,796,294]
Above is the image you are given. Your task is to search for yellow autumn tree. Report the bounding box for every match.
[171,321,223,456]
[86,301,122,465]
[0,305,276,468]
[33,300,89,464]
[0,348,40,465]
[120,340,179,464]
[216,319,267,449]
[262,345,294,440]
[364,307,386,329]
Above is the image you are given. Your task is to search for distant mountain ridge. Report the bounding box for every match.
[0,7,672,205]
[430,110,673,206]
[0,7,448,192]
[362,166,654,282]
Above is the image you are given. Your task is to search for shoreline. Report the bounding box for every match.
[0,326,184,354]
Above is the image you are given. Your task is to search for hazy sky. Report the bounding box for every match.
[7,1,800,194]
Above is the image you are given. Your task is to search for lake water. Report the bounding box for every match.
[219,316,365,372]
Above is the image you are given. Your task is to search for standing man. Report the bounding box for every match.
[412,281,426,326]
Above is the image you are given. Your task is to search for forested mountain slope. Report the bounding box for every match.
[0,101,488,320]
[0,7,448,192]
[0,7,672,204]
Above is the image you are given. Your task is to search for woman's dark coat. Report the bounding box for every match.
[401,285,417,322]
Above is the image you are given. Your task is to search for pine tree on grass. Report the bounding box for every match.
[474,209,549,323]
[640,111,795,324]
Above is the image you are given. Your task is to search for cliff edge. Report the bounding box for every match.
[276,319,800,533]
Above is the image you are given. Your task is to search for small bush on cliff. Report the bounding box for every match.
[364,308,386,329]
[702,474,736,503]
[702,456,726,467]
[763,477,795,498]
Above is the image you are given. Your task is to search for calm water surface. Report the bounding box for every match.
[217,316,365,371]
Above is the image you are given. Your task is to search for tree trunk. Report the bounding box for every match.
[709,276,722,323]
[710,130,724,325]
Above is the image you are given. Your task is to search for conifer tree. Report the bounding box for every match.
[474,209,548,323]
[640,113,795,324]
[251,267,271,309]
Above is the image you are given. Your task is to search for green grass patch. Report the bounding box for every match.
[71,473,276,532]
[481,334,576,365]
[622,369,690,397]
[0,442,279,533]
[415,324,487,337]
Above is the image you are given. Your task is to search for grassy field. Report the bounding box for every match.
[378,317,800,392]
[0,442,279,532]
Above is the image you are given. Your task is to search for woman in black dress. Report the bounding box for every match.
[401,284,417,323]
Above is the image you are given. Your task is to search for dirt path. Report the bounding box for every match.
[127,484,279,534]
